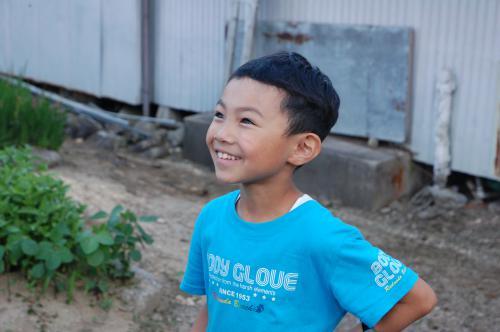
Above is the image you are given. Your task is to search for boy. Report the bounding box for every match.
[180,52,436,331]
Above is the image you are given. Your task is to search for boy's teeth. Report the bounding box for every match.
[216,151,239,160]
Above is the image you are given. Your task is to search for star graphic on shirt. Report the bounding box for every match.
[253,293,257,297]
[262,295,266,300]
[216,283,219,286]
[271,297,276,302]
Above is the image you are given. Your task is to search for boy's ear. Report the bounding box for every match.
[288,133,322,167]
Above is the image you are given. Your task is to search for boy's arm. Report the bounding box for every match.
[191,303,208,332]
[355,278,437,332]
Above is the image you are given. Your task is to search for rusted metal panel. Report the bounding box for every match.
[263,30,313,45]
[245,20,412,143]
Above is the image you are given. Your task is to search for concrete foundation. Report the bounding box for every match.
[294,138,427,210]
[183,112,214,169]
[183,113,427,210]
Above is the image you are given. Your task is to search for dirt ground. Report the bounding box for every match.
[1,139,499,332]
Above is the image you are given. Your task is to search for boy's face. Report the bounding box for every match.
[206,78,297,184]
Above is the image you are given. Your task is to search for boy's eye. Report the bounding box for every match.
[241,118,255,125]
[214,111,224,119]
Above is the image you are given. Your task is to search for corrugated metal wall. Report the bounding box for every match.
[0,0,142,104]
[258,0,500,180]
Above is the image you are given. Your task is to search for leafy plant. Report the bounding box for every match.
[0,146,157,304]
[0,78,66,150]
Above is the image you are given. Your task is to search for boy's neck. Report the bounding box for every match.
[237,180,302,223]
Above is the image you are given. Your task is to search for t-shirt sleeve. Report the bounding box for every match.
[179,208,207,296]
[329,226,418,328]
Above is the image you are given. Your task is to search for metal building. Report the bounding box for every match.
[0,0,499,180]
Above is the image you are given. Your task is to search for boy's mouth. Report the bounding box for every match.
[215,150,241,161]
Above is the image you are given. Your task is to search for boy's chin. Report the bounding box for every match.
[214,175,241,185]
[213,171,240,184]
[214,173,262,187]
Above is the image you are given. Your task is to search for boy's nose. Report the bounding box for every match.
[214,124,236,144]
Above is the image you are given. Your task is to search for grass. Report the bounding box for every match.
[0,78,66,150]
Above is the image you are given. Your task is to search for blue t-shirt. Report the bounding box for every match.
[180,190,418,331]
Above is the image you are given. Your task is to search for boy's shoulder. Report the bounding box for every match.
[194,190,238,224]
[274,197,358,233]
[300,200,364,248]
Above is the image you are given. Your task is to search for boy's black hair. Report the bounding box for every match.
[229,51,340,141]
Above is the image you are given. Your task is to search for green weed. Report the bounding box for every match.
[0,79,66,150]
[0,147,157,305]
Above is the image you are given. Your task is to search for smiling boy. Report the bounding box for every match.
[180,52,436,331]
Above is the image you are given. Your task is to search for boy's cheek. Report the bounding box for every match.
[205,125,215,149]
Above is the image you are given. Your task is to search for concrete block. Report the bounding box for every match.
[119,267,163,316]
[157,106,184,122]
[167,124,185,147]
[294,137,427,210]
[183,113,214,169]
[32,148,62,168]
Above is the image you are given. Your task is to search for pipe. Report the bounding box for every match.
[433,68,457,187]
[141,0,152,117]
[0,76,155,138]
[94,106,178,128]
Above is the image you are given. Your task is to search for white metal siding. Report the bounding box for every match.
[258,0,500,180]
[153,0,232,112]
[101,0,142,104]
[0,0,142,104]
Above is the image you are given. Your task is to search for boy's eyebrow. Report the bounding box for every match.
[216,99,263,117]
[216,99,226,109]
